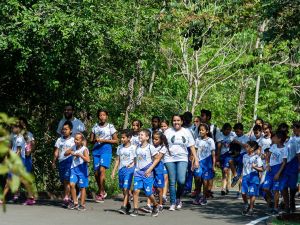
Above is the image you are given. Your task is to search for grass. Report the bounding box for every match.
[271,218,300,225]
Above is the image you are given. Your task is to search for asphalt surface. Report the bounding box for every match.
[1,192,299,225]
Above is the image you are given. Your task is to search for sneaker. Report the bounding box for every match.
[162,196,168,205]
[126,203,131,213]
[242,204,249,215]
[13,194,19,202]
[118,206,127,215]
[231,175,240,188]
[102,192,107,199]
[192,196,202,205]
[206,190,214,199]
[23,198,36,206]
[68,202,79,210]
[271,208,279,215]
[78,205,86,211]
[151,205,159,217]
[200,198,207,206]
[158,205,164,212]
[63,197,70,207]
[221,190,226,196]
[225,189,229,195]
[190,191,197,198]
[130,208,139,217]
[175,199,182,209]
[95,194,104,203]
[169,204,176,211]
[141,205,152,213]
[245,209,254,216]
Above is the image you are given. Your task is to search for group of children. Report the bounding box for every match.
[2,109,300,218]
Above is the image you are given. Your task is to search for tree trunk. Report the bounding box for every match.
[237,76,247,122]
[148,65,156,94]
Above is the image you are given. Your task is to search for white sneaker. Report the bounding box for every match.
[169,204,176,211]
[176,200,182,209]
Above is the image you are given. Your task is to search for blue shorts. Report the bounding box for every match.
[93,153,112,171]
[193,166,202,177]
[59,157,72,182]
[284,158,298,189]
[262,170,286,191]
[23,156,32,173]
[118,167,134,189]
[70,172,89,188]
[220,152,233,170]
[193,166,214,180]
[133,176,154,197]
[242,177,259,197]
[154,173,165,188]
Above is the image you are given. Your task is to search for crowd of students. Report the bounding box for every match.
[1,104,300,218]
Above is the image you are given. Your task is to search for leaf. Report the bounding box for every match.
[9,175,20,193]
[0,164,9,175]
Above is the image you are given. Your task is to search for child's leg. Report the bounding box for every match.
[64,180,70,199]
[203,180,208,198]
[242,193,248,204]
[95,171,100,194]
[146,197,151,206]
[157,188,163,205]
[229,160,237,177]
[263,188,272,205]
[123,189,129,207]
[80,188,86,206]
[274,190,279,209]
[249,196,256,210]
[163,174,168,198]
[133,189,140,209]
[70,182,78,204]
[99,166,106,195]
[148,194,158,207]
[222,169,228,190]
[194,177,202,197]
[281,188,289,211]
[290,188,297,210]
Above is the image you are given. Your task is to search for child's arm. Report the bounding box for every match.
[16,146,21,156]
[216,142,222,167]
[52,147,59,169]
[111,156,120,179]
[145,153,163,177]
[274,159,287,180]
[252,164,264,172]
[77,149,90,163]
[96,133,119,145]
[190,146,199,169]
[212,150,216,171]
[64,149,72,156]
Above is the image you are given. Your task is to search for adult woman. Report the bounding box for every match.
[164,114,199,211]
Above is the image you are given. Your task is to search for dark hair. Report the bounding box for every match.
[253,124,262,132]
[121,129,132,138]
[97,109,109,117]
[277,123,289,135]
[152,130,171,155]
[151,116,161,122]
[247,140,259,151]
[63,120,73,130]
[160,119,169,126]
[274,130,287,144]
[171,114,183,123]
[18,116,28,128]
[233,123,244,130]
[194,116,201,121]
[132,119,143,128]
[264,147,270,153]
[263,122,272,131]
[292,121,300,129]
[199,123,212,138]
[255,118,264,124]
[221,123,232,132]
[65,103,75,110]
[182,111,193,126]
[140,129,151,139]
[201,109,212,120]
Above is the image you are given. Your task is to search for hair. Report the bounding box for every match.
[65,103,75,110]
[274,130,287,144]
[264,147,270,153]
[221,123,232,132]
[97,109,109,117]
[152,130,171,155]
[160,119,169,126]
[263,122,272,131]
[198,123,212,138]
[63,120,73,130]
[253,124,262,132]
[233,123,244,130]
[171,114,183,123]
[121,129,133,138]
[247,140,259,151]
[255,117,264,124]
[292,121,300,129]
[277,122,289,135]
[194,116,201,121]
[74,132,86,140]
[151,116,161,122]
[182,111,193,126]
[18,116,28,128]
[201,109,212,120]
[132,119,143,128]
[140,129,151,139]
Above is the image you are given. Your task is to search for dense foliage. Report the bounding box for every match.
[0,0,299,193]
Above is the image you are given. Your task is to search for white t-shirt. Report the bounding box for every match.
[92,123,117,140]
[116,144,136,169]
[57,118,85,137]
[55,137,75,162]
[195,137,215,161]
[164,127,195,163]
[135,144,158,170]
[216,132,235,155]
[71,145,89,169]
[12,134,26,159]
[269,144,287,167]
[233,134,250,153]
[286,136,300,162]
[260,136,272,152]
[242,153,263,176]
[130,135,140,146]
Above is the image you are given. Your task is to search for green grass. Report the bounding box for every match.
[271,218,300,225]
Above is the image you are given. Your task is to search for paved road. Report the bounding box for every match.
[1,193,299,225]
